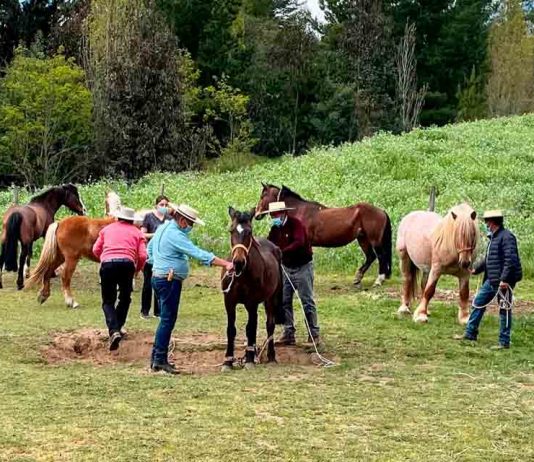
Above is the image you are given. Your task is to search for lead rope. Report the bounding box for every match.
[471,281,514,329]
[281,266,337,368]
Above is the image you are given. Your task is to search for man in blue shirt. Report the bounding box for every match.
[148,203,233,374]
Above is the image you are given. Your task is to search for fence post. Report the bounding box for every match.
[160,183,165,196]
[12,184,19,205]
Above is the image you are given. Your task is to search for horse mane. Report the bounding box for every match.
[433,203,478,253]
[280,185,324,207]
[29,185,62,204]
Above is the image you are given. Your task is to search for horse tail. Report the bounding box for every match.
[4,212,23,272]
[400,256,419,300]
[381,213,393,279]
[26,222,59,289]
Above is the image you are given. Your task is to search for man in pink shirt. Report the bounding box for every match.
[93,207,147,350]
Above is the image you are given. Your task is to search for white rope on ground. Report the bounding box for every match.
[281,265,337,368]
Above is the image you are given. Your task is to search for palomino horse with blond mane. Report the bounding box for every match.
[25,191,147,308]
[396,203,479,324]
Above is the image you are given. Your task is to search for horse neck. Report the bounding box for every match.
[30,188,64,216]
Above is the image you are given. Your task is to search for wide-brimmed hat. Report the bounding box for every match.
[256,201,294,215]
[483,210,504,219]
[115,206,136,222]
[169,203,205,226]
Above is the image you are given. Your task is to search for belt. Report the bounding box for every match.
[153,272,184,281]
[103,258,134,263]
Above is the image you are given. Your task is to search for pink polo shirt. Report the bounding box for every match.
[92,221,147,272]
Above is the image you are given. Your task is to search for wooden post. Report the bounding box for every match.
[12,184,19,205]
[160,183,165,196]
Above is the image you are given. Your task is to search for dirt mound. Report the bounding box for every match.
[41,329,335,374]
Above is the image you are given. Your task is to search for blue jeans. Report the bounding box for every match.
[282,262,320,338]
[151,277,183,365]
[465,280,514,346]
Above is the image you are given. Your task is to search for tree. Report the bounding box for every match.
[88,0,191,179]
[395,22,426,132]
[0,47,93,187]
[486,0,534,116]
[456,66,487,121]
[0,0,22,67]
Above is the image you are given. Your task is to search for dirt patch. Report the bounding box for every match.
[41,329,337,374]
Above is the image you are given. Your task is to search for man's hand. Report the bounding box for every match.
[499,281,510,290]
[225,261,234,273]
[468,268,475,275]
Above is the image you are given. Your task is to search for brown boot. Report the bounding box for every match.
[275,332,296,346]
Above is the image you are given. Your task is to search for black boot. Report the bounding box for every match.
[152,362,179,375]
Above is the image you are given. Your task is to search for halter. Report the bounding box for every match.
[230,238,255,276]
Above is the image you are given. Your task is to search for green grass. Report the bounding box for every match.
[2,114,534,276]
[1,266,534,461]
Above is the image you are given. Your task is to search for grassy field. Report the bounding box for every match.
[1,264,534,461]
[2,114,534,276]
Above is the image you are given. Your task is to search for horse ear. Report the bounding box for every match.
[451,211,457,220]
[471,211,477,220]
[261,182,267,189]
[228,206,236,218]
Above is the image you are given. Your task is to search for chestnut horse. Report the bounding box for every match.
[255,184,392,287]
[221,208,285,371]
[0,184,86,290]
[25,192,122,308]
[396,203,479,324]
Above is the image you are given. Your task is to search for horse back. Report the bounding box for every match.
[397,211,441,269]
[57,216,114,260]
[2,205,39,241]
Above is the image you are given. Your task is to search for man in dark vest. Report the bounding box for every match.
[455,210,522,349]
[261,201,322,347]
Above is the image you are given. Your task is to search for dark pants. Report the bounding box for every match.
[141,263,160,316]
[100,260,136,336]
[465,280,515,346]
[151,277,183,365]
[282,261,320,338]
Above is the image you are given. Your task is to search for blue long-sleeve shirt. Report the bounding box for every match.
[147,220,215,280]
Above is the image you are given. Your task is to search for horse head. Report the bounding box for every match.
[437,203,478,269]
[105,191,122,217]
[62,184,86,216]
[255,183,280,220]
[228,206,256,274]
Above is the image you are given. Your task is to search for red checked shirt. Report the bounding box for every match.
[92,221,147,272]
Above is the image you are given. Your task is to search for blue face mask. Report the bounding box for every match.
[182,225,193,234]
[157,207,168,216]
[484,223,492,235]
[272,217,283,228]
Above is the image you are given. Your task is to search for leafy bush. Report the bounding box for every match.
[3,115,534,277]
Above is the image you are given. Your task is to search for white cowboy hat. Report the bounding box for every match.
[256,201,294,215]
[114,206,137,221]
[483,210,504,219]
[169,203,205,226]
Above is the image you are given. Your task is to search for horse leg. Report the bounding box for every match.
[413,266,441,323]
[61,257,80,308]
[458,275,470,325]
[397,250,413,316]
[38,254,64,305]
[354,238,376,288]
[16,244,29,290]
[244,304,258,369]
[25,243,33,279]
[372,246,387,287]
[0,243,5,289]
[222,301,237,372]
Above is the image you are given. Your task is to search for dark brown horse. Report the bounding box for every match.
[255,184,392,287]
[221,207,285,371]
[0,184,86,290]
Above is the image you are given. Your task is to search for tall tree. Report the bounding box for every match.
[0,0,22,67]
[88,0,189,179]
[487,0,534,116]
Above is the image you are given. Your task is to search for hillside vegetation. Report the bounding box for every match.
[2,115,534,276]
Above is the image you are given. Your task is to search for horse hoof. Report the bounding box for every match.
[413,314,428,323]
[244,362,255,370]
[221,364,233,373]
[17,285,23,291]
[397,305,411,316]
[37,294,48,305]
[458,316,469,326]
[353,282,362,290]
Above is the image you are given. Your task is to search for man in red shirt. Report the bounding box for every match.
[264,202,321,347]
[93,207,147,350]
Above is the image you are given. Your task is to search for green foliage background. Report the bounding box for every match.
[2,115,534,275]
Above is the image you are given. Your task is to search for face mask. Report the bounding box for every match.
[157,207,168,215]
[484,223,492,235]
[272,217,283,228]
[182,225,193,234]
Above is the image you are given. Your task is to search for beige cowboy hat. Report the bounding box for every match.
[114,206,137,222]
[256,201,294,215]
[483,210,504,219]
[168,203,205,226]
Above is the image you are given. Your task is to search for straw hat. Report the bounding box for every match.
[115,206,137,222]
[256,201,294,215]
[169,203,205,225]
[483,210,504,219]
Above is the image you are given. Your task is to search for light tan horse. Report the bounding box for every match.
[396,203,479,324]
